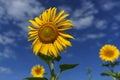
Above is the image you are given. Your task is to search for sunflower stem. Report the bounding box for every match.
[109,62,114,73]
[49,60,56,80]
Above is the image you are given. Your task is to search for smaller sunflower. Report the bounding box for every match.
[31,65,45,78]
[99,44,120,62]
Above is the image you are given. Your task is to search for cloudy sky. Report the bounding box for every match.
[0,0,120,80]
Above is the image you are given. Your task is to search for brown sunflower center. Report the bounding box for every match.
[105,51,114,57]
[35,68,42,75]
[38,23,58,43]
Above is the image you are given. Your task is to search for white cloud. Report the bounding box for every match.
[72,15,94,29]
[74,33,105,42]
[58,6,72,13]
[0,47,16,60]
[0,66,11,74]
[0,0,45,34]
[94,20,107,30]
[102,1,120,11]
[114,13,120,21]
[86,33,105,39]
[70,1,98,29]
[111,23,119,30]
[0,34,15,45]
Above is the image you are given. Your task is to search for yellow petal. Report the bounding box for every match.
[47,8,52,22]
[57,36,67,48]
[51,8,57,21]
[32,38,38,46]
[42,11,48,22]
[40,44,48,55]
[55,14,69,23]
[28,26,38,30]
[28,34,37,41]
[29,20,39,27]
[55,10,64,22]
[28,30,38,35]
[54,39,64,52]
[49,44,58,57]
[58,36,72,47]
[33,40,42,54]
[35,17,43,26]
[57,20,71,27]
[59,33,74,39]
[58,27,72,31]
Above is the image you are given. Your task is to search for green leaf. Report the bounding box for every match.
[25,77,48,80]
[115,72,120,78]
[100,63,110,67]
[37,53,54,63]
[60,64,79,73]
[101,71,116,77]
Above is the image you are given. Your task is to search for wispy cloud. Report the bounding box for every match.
[101,1,120,11]
[0,0,45,33]
[72,15,94,29]
[114,13,120,21]
[0,66,11,74]
[94,19,107,30]
[74,33,105,42]
[0,47,16,60]
[58,6,72,13]
[70,1,98,29]
[111,23,120,30]
[0,34,15,45]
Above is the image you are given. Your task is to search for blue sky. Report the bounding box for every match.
[0,0,120,80]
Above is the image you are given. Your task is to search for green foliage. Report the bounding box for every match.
[87,67,92,74]
[55,56,61,62]
[101,61,120,68]
[37,53,61,63]
[101,71,116,77]
[25,77,48,80]
[37,53,54,63]
[59,64,79,73]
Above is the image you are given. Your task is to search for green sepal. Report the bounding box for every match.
[37,53,54,63]
[110,61,120,67]
[60,64,79,73]
[100,63,110,67]
[55,56,61,62]
[25,77,48,80]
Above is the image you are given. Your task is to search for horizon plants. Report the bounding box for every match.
[25,7,78,80]
[99,44,120,80]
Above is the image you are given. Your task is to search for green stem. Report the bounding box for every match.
[50,60,55,80]
[109,62,114,73]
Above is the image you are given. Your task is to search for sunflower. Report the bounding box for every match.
[31,65,45,78]
[99,44,120,62]
[28,7,74,57]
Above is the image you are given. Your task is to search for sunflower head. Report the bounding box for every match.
[31,65,45,78]
[99,44,120,62]
[28,7,74,57]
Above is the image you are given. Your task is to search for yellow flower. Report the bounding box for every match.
[31,65,45,78]
[28,7,74,57]
[99,44,120,62]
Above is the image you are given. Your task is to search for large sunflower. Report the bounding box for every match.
[28,7,74,57]
[99,44,120,62]
[31,64,45,77]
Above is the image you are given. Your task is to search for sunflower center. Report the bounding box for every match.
[35,68,42,75]
[105,51,114,57]
[38,23,58,43]
[42,27,53,37]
